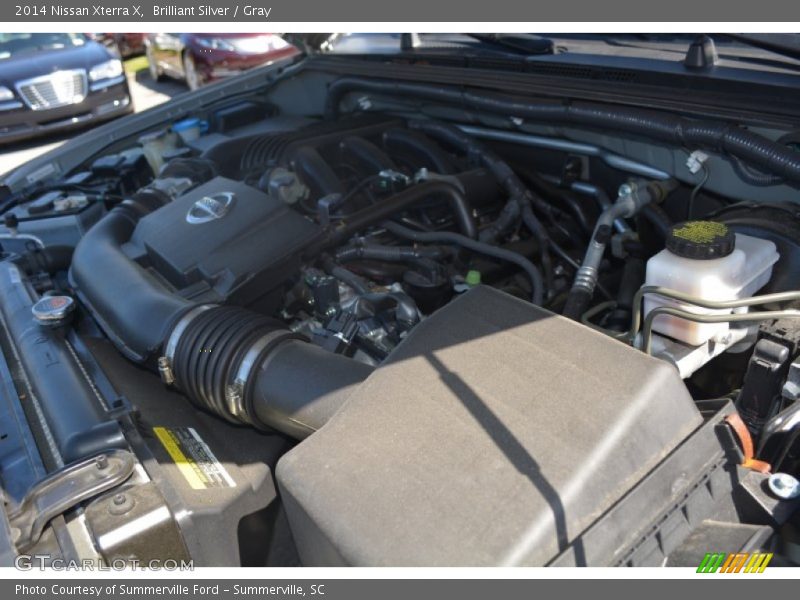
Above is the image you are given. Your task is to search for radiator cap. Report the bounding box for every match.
[32,294,75,325]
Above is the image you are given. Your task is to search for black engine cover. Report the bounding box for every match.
[128,176,319,308]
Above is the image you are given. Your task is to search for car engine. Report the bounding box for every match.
[1,70,799,567]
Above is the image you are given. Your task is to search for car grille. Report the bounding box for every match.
[17,70,87,111]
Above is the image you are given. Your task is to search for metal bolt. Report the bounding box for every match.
[95,455,108,470]
[113,494,127,506]
[618,183,633,197]
[157,356,175,386]
[768,472,800,500]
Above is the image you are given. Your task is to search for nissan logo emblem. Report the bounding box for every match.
[186,192,235,224]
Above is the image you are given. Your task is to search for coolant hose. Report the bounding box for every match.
[639,203,673,239]
[321,254,371,294]
[408,120,533,241]
[407,119,555,291]
[14,245,73,275]
[383,221,545,305]
[326,77,800,184]
[335,243,449,264]
[304,180,478,257]
[290,146,345,197]
[604,257,646,331]
[349,292,421,329]
[343,180,477,239]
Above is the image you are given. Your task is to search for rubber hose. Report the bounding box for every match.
[325,77,800,184]
[70,198,192,363]
[408,119,554,289]
[335,244,448,263]
[290,146,345,197]
[304,180,478,257]
[383,221,544,305]
[348,291,421,329]
[16,245,73,275]
[321,254,371,294]
[408,119,529,239]
[639,203,673,239]
[252,340,374,439]
[170,305,373,438]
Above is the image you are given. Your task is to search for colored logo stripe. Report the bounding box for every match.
[697,552,773,573]
[697,553,726,573]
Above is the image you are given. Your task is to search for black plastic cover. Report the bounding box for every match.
[128,177,319,308]
[277,286,702,566]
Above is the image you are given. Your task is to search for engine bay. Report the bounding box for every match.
[1,66,800,567]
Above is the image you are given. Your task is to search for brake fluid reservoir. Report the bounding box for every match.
[644,221,779,346]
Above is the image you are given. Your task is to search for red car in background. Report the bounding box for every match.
[145,33,300,90]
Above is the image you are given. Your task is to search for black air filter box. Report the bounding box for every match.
[276,286,702,566]
[127,176,319,309]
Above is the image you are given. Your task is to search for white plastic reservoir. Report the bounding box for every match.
[644,221,779,346]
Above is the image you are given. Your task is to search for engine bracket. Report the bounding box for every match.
[7,449,135,552]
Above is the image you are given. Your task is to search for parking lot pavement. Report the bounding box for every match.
[0,60,186,175]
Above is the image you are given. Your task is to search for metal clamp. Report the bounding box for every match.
[161,304,216,384]
[8,450,135,553]
[225,330,295,422]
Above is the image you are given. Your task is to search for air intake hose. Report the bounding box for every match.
[71,187,374,439]
[70,189,192,363]
[163,305,373,439]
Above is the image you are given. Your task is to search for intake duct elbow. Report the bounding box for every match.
[70,191,193,363]
[162,305,374,439]
[71,179,373,439]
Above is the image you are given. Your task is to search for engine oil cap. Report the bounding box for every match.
[666,220,735,260]
[32,294,75,325]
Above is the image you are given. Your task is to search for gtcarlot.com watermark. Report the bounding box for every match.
[15,555,194,571]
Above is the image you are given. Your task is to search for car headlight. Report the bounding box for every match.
[88,59,123,82]
[0,86,14,102]
[196,37,236,52]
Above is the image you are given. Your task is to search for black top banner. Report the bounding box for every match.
[3,0,800,22]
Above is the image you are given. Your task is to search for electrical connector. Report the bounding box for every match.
[686,150,709,174]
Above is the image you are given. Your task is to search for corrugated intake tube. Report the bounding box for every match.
[70,190,373,439]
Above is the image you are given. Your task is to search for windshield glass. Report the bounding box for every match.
[0,33,86,60]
